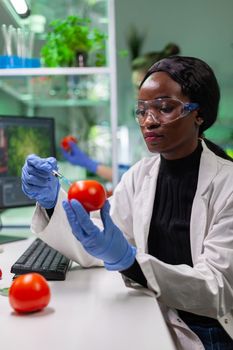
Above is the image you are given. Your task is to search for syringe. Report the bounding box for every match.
[52,169,72,186]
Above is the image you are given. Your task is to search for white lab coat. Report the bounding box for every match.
[31,141,233,350]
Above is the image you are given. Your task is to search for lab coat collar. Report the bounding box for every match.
[196,140,219,196]
[140,156,160,252]
[190,140,219,262]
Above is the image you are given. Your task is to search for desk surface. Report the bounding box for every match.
[0,239,176,350]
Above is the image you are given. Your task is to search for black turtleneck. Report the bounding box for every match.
[122,143,202,283]
[148,142,202,266]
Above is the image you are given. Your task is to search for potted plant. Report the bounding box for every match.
[40,15,107,67]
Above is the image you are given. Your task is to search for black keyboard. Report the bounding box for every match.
[11,238,71,280]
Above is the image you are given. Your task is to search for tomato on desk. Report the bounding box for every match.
[9,273,51,313]
[68,180,106,212]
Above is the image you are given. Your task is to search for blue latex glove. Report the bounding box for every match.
[22,154,60,209]
[62,199,136,271]
[61,141,98,174]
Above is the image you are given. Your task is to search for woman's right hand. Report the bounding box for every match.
[21,154,60,209]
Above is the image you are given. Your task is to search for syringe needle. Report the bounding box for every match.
[52,170,72,186]
[52,169,62,179]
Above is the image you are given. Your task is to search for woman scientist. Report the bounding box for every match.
[22,56,233,350]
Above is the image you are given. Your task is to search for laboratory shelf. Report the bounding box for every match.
[0,67,111,76]
[27,99,109,108]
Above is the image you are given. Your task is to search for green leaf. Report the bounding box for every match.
[40,15,107,67]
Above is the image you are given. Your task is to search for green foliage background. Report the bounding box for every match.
[41,16,107,67]
[7,126,51,177]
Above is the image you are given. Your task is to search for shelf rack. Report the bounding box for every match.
[0,67,111,76]
[0,0,118,187]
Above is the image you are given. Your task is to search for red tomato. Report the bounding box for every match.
[60,135,78,151]
[0,268,2,279]
[9,273,51,313]
[68,180,106,212]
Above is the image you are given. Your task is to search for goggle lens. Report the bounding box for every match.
[135,98,198,125]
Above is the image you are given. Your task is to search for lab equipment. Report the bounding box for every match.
[11,238,70,280]
[0,116,56,210]
[52,169,72,187]
[63,199,136,271]
[1,24,39,68]
[22,154,60,209]
[2,24,13,56]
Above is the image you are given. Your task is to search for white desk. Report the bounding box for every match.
[0,239,176,350]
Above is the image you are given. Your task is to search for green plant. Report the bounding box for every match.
[40,16,107,67]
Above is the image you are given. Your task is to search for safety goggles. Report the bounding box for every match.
[135,97,199,126]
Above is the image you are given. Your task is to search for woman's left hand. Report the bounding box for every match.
[62,199,136,271]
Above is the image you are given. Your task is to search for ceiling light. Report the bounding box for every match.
[9,0,30,18]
